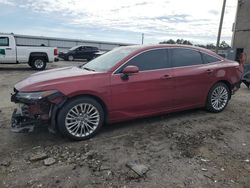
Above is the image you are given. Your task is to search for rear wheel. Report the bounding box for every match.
[68,55,74,61]
[57,97,104,141]
[206,82,230,113]
[30,57,47,70]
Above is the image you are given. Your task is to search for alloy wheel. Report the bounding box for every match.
[34,59,45,69]
[65,103,100,138]
[211,86,229,111]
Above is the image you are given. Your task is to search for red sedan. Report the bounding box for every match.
[11,45,243,140]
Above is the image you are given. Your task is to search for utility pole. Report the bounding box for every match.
[216,0,227,53]
[141,33,144,44]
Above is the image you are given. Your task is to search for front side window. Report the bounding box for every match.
[0,37,9,46]
[171,48,203,67]
[69,46,80,51]
[77,47,83,51]
[118,49,169,72]
[202,53,221,63]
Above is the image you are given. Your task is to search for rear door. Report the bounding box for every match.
[110,48,175,121]
[170,48,214,108]
[0,36,16,63]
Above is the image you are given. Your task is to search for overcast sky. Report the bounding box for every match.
[0,0,237,45]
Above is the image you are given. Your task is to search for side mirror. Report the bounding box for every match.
[122,65,139,74]
[121,65,139,80]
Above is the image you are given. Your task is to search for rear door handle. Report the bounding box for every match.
[161,74,172,79]
[6,48,12,50]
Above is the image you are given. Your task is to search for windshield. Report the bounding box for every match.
[81,46,139,72]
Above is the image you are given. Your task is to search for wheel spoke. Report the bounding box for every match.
[73,123,81,135]
[79,124,83,137]
[84,122,90,134]
[85,122,94,131]
[66,117,77,121]
[86,119,98,125]
[67,121,78,125]
[70,122,80,132]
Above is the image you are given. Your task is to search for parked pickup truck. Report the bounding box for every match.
[0,34,58,70]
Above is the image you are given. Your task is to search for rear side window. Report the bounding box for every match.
[118,49,169,72]
[0,37,9,46]
[171,48,203,67]
[202,53,221,63]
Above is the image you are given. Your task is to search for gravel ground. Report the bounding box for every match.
[0,61,249,188]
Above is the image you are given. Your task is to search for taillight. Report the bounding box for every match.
[240,52,247,65]
[54,48,58,56]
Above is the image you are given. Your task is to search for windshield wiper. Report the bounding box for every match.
[83,67,96,72]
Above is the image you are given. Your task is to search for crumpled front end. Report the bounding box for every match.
[11,88,66,133]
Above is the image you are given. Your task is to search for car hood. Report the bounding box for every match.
[15,66,100,92]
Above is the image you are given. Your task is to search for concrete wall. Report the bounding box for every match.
[232,0,250,64]
[12,34,134,52]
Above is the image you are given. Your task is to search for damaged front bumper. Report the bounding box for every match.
[11,105,38,133]
[11,89,66,133]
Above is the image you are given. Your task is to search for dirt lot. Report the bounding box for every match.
[0,61,249,188]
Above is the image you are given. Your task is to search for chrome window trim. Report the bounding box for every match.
[112,46,223,75]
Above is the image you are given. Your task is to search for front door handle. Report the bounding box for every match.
[206,69,213,74]
[5,48,12,50]
[161,74,172,79]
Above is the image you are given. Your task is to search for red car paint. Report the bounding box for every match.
[15,45,243,123]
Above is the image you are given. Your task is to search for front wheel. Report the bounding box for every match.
[30,57,47,70]
[57,97,104,141]
[206,82,230,113]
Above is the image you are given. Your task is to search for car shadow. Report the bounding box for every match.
[8,108,205,146]
[0,67,34,72]
[93,108,209,142]
[101,108,204,134]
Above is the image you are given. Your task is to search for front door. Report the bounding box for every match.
[109,48,175,122]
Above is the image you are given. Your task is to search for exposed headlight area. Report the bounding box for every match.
[11,89,66,133]
[11,90,63,104]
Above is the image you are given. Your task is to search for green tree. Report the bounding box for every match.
[219,41,230,49]
[159,39,176,44]
[206,43,216,50]
[159,39,192,45]
[176,39,184,44]
[183,40,192,45]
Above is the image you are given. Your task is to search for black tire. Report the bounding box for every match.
[57,97,104,141]
[206,82,230,113]
[30,57,47,70]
